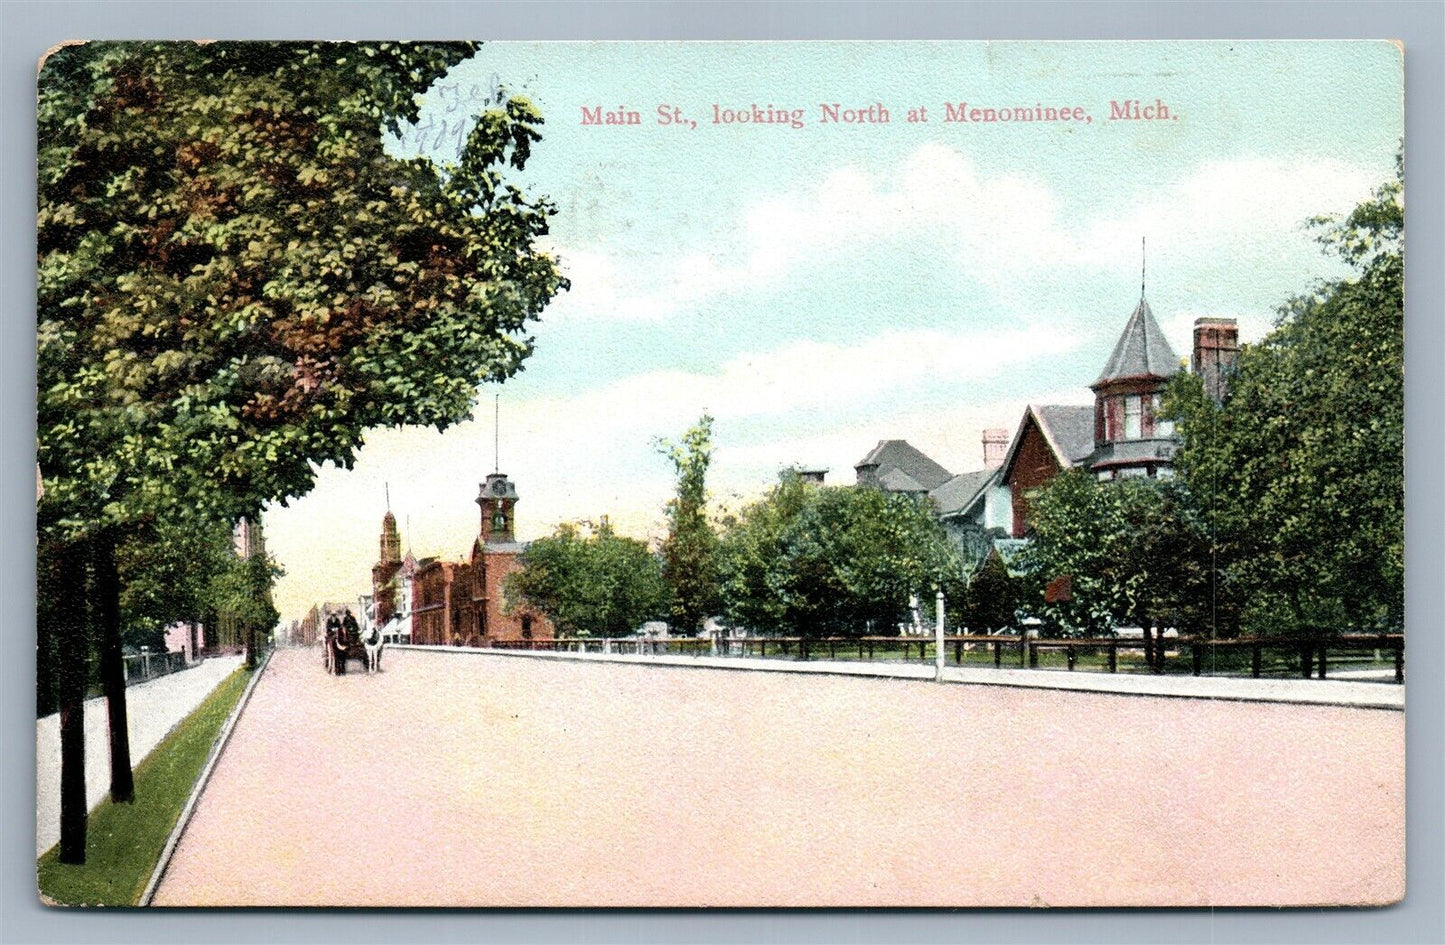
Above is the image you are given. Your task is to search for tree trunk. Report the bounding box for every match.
[245,622,257,670]
[93,533,135,804]
[55,544,89,863]
[1139,614,1156,673]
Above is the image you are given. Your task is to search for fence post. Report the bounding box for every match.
[141,646,151,680]
[1108,644,1117,673]
[1066,645,1076,671]
[801,638,808,661]
[1028,642,1038,668]
[1317,642,1327,679]
[1252,643,1262,678]
[1395,640,1404,683]
[1300,642,1313,678]
[1191,643,1202,677]
[954,640,963,665]
[868,641,874,661]
[994,641,1002,668]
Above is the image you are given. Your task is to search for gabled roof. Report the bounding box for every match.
[932,467,1000,518]
[1036,404,1096,464]
[998,404,1096,481]
[1094,296,1181,385]
[855,439,953,491]
[877,467,927,493]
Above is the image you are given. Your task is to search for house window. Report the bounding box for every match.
[1123,396,1142,439]
[1152,394,1174,437]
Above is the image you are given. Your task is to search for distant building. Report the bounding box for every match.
[933,429,1013,558]
[403,472,555,647]
[371,509,403,625]
[854,440,953,494]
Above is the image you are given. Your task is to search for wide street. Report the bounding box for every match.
[152,647,1403,907]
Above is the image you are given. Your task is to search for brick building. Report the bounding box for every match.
[398,472,554,647]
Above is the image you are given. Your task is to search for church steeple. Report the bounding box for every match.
[379,485,401,566]
[373,489,404,624]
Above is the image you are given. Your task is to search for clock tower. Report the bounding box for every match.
[476,472,519,545]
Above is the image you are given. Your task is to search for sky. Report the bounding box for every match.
[262,41,1402,621]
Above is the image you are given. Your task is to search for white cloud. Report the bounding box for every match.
[543,145,1377,326]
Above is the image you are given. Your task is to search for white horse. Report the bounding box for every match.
[362,621,385,674]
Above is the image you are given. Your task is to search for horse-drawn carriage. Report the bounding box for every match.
[323,608,385,675]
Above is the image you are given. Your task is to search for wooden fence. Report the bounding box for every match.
[483,633,1404,683]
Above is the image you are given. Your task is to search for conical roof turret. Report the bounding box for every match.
[1093,295,1180,386]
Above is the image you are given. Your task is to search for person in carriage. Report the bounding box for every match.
[333,610,353,675]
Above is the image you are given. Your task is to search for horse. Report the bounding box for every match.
[362,621,385,674]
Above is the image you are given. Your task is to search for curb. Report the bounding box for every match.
[138,649,273,907]
[389,644,1404,712]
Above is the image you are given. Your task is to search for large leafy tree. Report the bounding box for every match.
[719,474,961,638]
[37,41,564,862]
[506,519,669,638]
[1166,167,1403,636]
[656,414,721,635]
[1019,470,1213,668]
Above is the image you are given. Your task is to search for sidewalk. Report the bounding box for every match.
[394,644,1404,711]
[35,654,244,856]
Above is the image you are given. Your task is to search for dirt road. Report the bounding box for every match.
[151,647,1403,907]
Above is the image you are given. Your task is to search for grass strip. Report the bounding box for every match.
[38,665,251,907]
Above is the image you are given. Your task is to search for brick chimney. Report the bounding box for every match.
[1192,318,1239,404]
[982,428,1009,468]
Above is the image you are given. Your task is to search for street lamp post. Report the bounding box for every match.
[935,588,947,682]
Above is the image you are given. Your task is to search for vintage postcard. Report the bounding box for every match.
[35,40,1404,908]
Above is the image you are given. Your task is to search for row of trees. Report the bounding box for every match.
[509,459,1022,641]
[509,166,1402,654]
[38,42,564,863]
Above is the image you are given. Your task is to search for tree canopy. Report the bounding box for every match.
[1019,469,1214,641]
[506,519,668,638]
[1166,166,1403,635]
[38,41,565,538]
[656,414,721,634]
[718,473,960,638]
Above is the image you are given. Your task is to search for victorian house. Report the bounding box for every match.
[860,285,1238,547]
